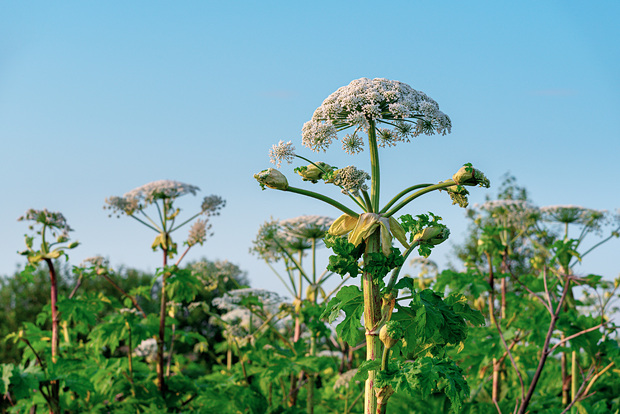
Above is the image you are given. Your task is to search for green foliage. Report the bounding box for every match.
[376,357,470,413]
[365,247,405,281]
[393,289,484,357]
[324,234,364,278]
[321,285,364,346]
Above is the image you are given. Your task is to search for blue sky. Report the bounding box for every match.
[1,1,618,298]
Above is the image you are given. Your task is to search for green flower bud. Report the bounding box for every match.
[413,225,450,245]
[296,162,333,183]
[379,321,403,349]
[452,164,490,188]
[254,168,289,191]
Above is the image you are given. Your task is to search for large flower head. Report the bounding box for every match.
[18,209,73,235]
[251,216,334,260]
[105,180,200,216]
[302,78,452,152]
[539,205,609,235]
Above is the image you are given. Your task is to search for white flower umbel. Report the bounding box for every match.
[269,140,296,168]
[540,205,608,226]
[186,219,208,247]
[213,288,284,314]
[280,215,334,240]
[302,78,451,152]
[105,180,200,216]
[18,209,73,234]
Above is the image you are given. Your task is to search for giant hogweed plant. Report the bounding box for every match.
[435,188,620,414]
[254,78,489,413]
[104,180,225,399]
[8,210,79,413]
[250,215,358,412]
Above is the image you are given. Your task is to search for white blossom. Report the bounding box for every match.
[105,180,200,215]
[200,195,226,216]
[269,140,296,168]
[133,338,157,359]
[341,133,364,154]
[186,219,208,247]
[18,209,73,233]
[302,78,451,152]
[280,215,334,240]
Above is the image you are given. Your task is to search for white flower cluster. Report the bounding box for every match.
[280,215,334,240]
[251,216,334,261]
[333,369,359,391]
[540,205,608,225]
[18,208,73,233]
[133,338,158,359]
[105,180,200,216]
[302,78,452,152]
[269,140,296,168]
[186,219,208,247]
[200,195,226,216]
[540,205,609,235]
[213,288,283,314]
[329,166,370,196]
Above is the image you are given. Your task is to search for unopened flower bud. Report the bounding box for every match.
[452,164,490,188]
[254,168,289,191]
[413,226,450,245]
[296,162,333,183]
[379,321,403,349]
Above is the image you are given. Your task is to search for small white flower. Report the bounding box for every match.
[187,219,208,247]
[269,140,296,168]
[201,195,226,216]
[133,338,157,358]
[341,133,364,154]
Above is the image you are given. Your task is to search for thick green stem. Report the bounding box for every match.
[379,184,433,214]
[157,249,168,398]
[44,258,60,414]
[384,180,457,218]
[285,186,359,218]
[363,231,382,414]
[368,122,380,212]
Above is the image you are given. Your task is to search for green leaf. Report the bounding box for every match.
[324,234,363,278]
[0,363,14,394]
[393,289,475,356]
[375,357,469,414]
[321,285,364,346]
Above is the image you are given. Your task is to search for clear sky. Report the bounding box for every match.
[1,1,618,298]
